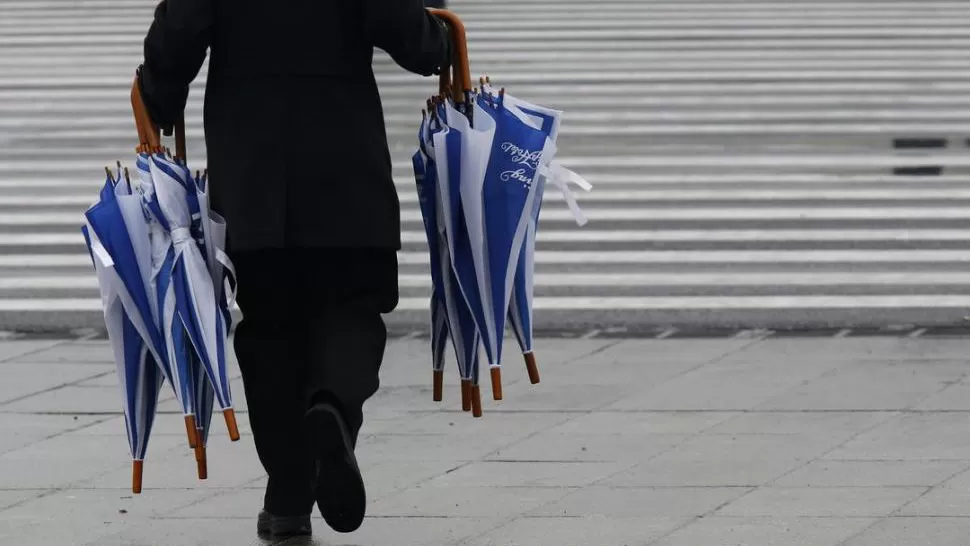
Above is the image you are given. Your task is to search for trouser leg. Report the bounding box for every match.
[232,250,314,516]
[294,248,398,444]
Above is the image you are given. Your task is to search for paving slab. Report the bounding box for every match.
[843,517,970,546]
[11,342,115,364]
[368,485,568,519]
[531,486,749,518]
[716,487,927,518]
[826,413,970,461]
[898,469,970,517]
[0,413,104,455]
[775,460,968,488]
[0,335,967,546]
[604,433,838,488]
[0,340,63,363]
[0,363,114,406]
[756,360,967,411]
[465,516,688,546]
[652,516,878,546]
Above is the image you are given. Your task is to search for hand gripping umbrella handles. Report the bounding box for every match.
[429,9,472,107]
[130,76,187,161]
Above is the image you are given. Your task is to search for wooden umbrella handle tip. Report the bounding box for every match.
[525,353,540,385]
[461,380,472,412]
[224,409,240,441]
[196,447,208,480]
[132,460,144,495]
[489,367,503,401]
[433,370,444,402]
[471,385,483,418]
[184,415,198,449]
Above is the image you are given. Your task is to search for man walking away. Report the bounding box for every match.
[137,0,452,538]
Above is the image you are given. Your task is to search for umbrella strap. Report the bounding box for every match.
[540,162,592,227]
[215,248,238,308]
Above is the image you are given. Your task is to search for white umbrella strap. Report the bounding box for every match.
[215,248,238,309]
[539,161,592,227]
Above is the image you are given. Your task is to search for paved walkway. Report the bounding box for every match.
[1,335,969,545]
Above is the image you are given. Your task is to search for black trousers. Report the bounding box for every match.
[231,248,398,516]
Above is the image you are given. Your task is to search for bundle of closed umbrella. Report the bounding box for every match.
[81,85,239,493]
[415,11,592,418]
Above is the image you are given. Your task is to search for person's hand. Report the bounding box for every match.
[136,64,176,136]
[429,13,452,76]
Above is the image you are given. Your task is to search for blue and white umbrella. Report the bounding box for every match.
[415,10,591,416]
[147,153,240,444]
[135,153,201,451]
[480,83,591,385]
[415,108,482,410]
[82,169,168,494]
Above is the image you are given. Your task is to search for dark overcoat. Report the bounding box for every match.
[140,0,451,251]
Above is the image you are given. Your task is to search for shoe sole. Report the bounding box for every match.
[307,404,366,534]
[257,512,311,538]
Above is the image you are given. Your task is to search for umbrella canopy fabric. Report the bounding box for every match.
[415,110,482,407]
[82,172,168,494]
[148,153,238,442]
[135,153,200,448]
[413,85,591,416]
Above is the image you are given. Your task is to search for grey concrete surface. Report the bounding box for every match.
[0,335,969,545]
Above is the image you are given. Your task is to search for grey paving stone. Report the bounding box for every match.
[775,460,967,488]
[380,410,570,438]
[708,411,891,439]
[916,380,970,411]
[358,459,458,501]
[354,433,520,465]
[368,485,568,518]
[0,433,183,489]
[899,470,970,516]
[83,518,270,546]
[0,384,175,414]
[733,338,970,362]
[827,413,970,461]
[608,361,830,411]
[74,413,254,437]
[757,361,968,411]
[483,382,633,412]
[0,489,48,511]
[0,489,215,546]
[652,516,877,546]
[592,339,756,364]
[308,516,501,546]
[12,342,114,363]
[547,355,701,388]
[0,363,114,406]
[0,341,62,363]
[531,486,750,518]
[843,517,970,546]
[466,516,688,546]
[0,414,104,455]
[82,436,264,491]
[717,487,926,518]
[485,431,690,463]
[547,411,736,436]
[605,434,834,487]
[425,461,629,488]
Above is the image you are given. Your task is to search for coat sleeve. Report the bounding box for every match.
[139,0,215,132]
[361,0,452,77]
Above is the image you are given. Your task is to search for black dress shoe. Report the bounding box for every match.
[306,402,366,533]
[256,509,312,538]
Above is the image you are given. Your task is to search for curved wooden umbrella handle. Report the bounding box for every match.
[429,9,472,104]
[131,76,187,161]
